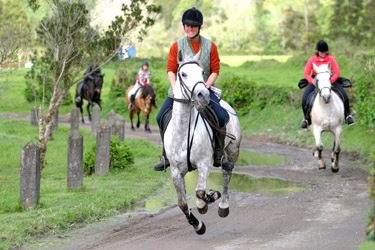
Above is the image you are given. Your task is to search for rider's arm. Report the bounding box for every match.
[167,72,176,88]
[304,56,315,84]
[167,42,179,88]
[206,42,220,88]
[329,56,340,83]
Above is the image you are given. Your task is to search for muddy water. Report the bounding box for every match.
[121,150,305,214]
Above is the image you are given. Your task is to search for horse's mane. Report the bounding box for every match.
[141,84,155,98]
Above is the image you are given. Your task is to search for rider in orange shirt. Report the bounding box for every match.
[153,7,232,171]
[301,40,355,128]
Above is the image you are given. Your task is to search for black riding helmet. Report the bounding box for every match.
[142,61,149,67]
[316,40,329,52]
[181,7,203,26]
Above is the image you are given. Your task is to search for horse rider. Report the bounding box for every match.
[128,61,151,110]
[301,40,355,129]
[153,7,233,171]
[76,58,101,103]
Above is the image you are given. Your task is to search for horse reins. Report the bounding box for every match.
[173,61,236,171]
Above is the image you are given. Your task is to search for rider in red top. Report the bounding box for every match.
[301,40,355,128]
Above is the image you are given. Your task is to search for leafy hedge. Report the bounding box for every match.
[353,52,375,129]
[220,74,299,115]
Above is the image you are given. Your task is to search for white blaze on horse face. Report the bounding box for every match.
[313,63,332,103]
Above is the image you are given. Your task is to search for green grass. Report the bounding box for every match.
[1,57,375,248]
[0,118,166,249]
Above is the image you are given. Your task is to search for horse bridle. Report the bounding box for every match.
[174,61,206,104]
[315,71,331,96]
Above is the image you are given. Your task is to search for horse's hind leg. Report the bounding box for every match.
[129,110,135,131]
[312,128,326,169]
[172,169,206,235]
[331,129,342,173]
[76,101,85,123]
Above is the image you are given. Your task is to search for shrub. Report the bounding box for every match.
[367,150,375,241]
[83,136,134,175]
[220,74,298,115]
[354,51,375,129]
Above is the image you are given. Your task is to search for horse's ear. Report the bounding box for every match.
[313,63,318,73]
[178,50,183,64]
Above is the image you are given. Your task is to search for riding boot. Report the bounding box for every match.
[153,147,170,171]
[154,128,170,171]
[213,128,234,170]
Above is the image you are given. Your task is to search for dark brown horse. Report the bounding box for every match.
[126,84,157,133]
[75,74,104,123]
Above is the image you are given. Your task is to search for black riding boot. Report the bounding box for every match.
[213,129,234,170]
[154,128,170,171]
[153,147,170,171]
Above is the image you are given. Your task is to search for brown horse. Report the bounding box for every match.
[126,84,157,133]
[75,74,104,123]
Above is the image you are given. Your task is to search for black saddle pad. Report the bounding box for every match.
[160,106,172,140]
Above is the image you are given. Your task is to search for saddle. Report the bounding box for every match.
[159,103,229,141]
[298,77,352,89]
[304,87,345,122]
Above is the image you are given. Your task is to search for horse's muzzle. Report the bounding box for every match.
[323,95,331,104]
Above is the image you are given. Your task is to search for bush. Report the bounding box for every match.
[354,52,375,129]
[220,74,298,115]
[367,150,375,241]
[83,136,134,175]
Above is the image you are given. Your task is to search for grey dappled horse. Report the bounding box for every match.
[310,63,344,172]
[164,51,242,234]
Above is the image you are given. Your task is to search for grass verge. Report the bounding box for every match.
[0,118,166,249]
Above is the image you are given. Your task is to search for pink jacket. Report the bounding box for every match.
[304,54,340,84]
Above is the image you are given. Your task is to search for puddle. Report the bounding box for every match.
[121,171,306,214]
[118,150,302,215]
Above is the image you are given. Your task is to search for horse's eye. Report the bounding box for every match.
[181,72,187,77]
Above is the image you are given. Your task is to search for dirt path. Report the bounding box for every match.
[1,113,371,250]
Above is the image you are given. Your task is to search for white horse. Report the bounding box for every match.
[310,62,344,172]
[164,51,242,234]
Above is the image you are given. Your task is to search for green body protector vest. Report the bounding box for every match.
[177,35,212,82]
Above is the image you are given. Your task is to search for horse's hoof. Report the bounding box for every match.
[194,221,206,235]
[331,167,339,173]
[218,207,229,218]
[197,204,208,214]
[318,166,326,170]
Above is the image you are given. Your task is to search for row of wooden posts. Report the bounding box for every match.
[20,106,125,210]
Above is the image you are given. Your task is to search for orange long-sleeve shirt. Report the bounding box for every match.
[304,54,340,84]
[166,38,220,75]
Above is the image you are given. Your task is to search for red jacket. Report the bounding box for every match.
[166,39,220,75]
[304,54,340,84]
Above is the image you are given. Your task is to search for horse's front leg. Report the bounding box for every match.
[312,127,325,169]
[136,111,141,128]
[87,101,93,121]
[219,168,232,217]
[144,115,151,133]
[331,129,342,173]
[195,160,221,214]
[171,166,206,235]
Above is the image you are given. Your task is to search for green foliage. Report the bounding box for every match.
[220,70,298,115]
[354,52,375,129]
[84,136,134,175]
[367,150,375,241]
